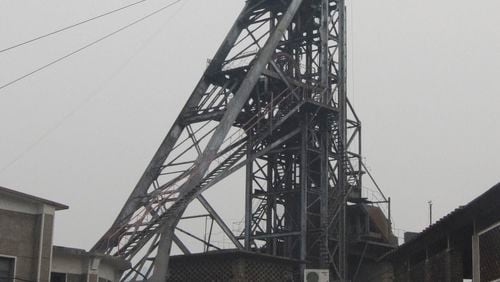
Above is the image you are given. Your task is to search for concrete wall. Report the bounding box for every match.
[0,189,125,282]
[98,260,121,282]
[52,252,86,275]
[67,273,87,282]
[0,209,38,282]
[52,249,127,282]
[0,203,55,282]
[39,212,54,282]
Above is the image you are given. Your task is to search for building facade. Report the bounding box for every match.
[51,246,129,282]
[386,183,500,282]
[0,186,68,282]
[0,186,129,282]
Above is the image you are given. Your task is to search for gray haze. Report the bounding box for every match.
[0,0,499,250]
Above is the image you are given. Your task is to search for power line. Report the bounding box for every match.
[0,0,188,176]
[0,0,182,92]
[0,0,147,54]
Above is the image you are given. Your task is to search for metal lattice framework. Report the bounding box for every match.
[91,0,381,280]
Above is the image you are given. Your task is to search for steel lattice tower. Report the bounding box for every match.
[92,0,388,280]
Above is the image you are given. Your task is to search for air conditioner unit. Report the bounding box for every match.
[304,269,330,282]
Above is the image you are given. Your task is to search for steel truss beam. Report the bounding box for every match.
[92,0,374,281]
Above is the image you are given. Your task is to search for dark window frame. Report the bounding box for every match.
[50,272,67,282]
[0,255,16,282]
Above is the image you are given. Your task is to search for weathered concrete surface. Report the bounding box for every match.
[0,208,39,282]
[52,246,130,282]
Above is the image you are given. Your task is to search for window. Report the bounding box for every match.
[50,272,67,282]
[0,256,14,282]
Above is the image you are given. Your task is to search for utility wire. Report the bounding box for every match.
[0,0,147,54]
[0,0,187,176]
[0,0,182,92]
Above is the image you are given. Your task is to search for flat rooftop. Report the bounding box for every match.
[0,185,68,210]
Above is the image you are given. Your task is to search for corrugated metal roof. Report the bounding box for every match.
[384,182,500,260]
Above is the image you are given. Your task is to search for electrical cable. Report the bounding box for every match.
[0,0,187,176]
[0,0,182,92]
[0,0,147,54]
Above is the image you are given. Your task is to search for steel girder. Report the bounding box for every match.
[241,0,363,280]
[91,0,365,281]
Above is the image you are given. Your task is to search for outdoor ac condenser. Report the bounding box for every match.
[304,269,330,282]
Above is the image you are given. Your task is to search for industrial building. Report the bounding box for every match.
[51,246,130,282]
[0,0,499,280]
[90,1,395,280]
[2,182,500,281]
[0,186,68,282]
[0,186,129,282]
[385,183,500,282]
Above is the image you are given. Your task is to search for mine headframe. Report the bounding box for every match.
[92,0,395,281]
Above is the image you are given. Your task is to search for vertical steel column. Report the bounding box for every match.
[320,0,331,269]
[300,115,309,277]
[320,0,330,103]
[320,119,330,268]
[338,0,349,280]
[245,139,253,250]
[266,157,274,254]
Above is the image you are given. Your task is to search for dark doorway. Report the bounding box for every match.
[50,272,67,282]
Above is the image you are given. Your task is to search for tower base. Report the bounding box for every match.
[167,250,299,281]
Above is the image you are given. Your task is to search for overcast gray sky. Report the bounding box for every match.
[0,0,499,250]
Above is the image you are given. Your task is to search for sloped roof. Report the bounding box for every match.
[385,182,500,259]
